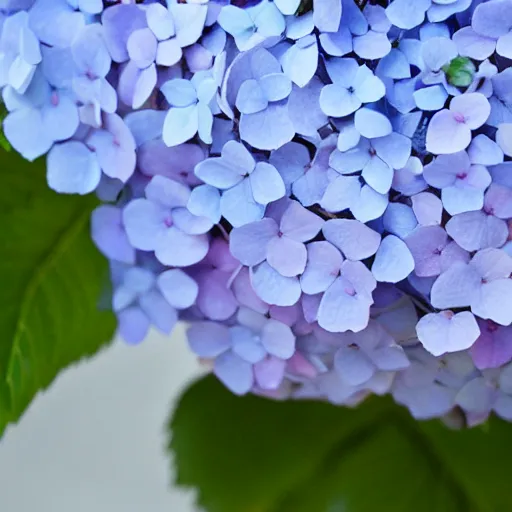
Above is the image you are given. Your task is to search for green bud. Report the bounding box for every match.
[442,56,476,88]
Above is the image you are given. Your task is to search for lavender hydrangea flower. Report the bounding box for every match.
[426,93,491,154]
[6,0,512,425]
[113,263,198,345]
[455,0,512,61]
[123,175,210,266]
[230,200,323,277]
[188,307,296,394]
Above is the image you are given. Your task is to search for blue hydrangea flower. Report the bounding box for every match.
[195,140,285,227]
[0,11,41,94]
[161,67,222,146]
[320,58,385,118]
[217,0,285,51]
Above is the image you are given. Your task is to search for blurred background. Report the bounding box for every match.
[0,325,204,512]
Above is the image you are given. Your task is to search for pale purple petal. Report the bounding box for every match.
[426,109,472,154]
[267,236,307,277]
[472,279,512,326]
[455,377,494,414]
[249,162,286,205]
[220,180,266,228]
[411,192,443,226]
[91,205,135,265]
[250,262,301,306]
[230,218,278,266]
[453,27,496,61]
[405,226,448,277]
[472,0,512,38]
[287,78,328,137]
[317,276,372,333]
[279,201,324,242]
[446,211,508,252]
[372,132,412,169]
[118,307,149,345]
[430,262,481,309]
[155,227,209,267]
[320,176,361,213]
[417,311,480,356]
[254,356,286,390]
[370,344,409,372]
[450,93,491,130]
[371,235,415,283]
[300,241,343,295]
[323,219,381,261]
[261,319,295,359]
[468,134,504,166]
[139,290,177,334]
[214,350,254,395]
[471,321,512,370]
[231,326,266,363]
[382,203,418,237]
[334,346,375,386]
[157,269,198,309]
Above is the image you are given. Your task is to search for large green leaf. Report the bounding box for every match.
[170,376,512,512]
[0,150,116,436]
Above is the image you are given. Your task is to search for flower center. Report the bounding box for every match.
[453,112,465,123]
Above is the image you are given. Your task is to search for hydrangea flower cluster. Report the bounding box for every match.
[4,0,512,427]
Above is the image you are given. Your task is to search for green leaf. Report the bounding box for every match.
[0,149,116,437]
[0,103,11,152]
[170,376,512,512]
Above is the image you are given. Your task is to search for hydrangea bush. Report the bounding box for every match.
[3,0,512,427]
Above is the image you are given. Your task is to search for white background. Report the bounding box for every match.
[0,325,204,512]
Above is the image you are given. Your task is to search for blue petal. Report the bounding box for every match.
[162,104,199,147]
[413,85,448,111]
[259,73,292,102]
[217,5,253,36]
[250,261,301,306]
[239,102,295,150]
[160,78,197,107]
[170,3,208,48]
[47,141,101,195]
[220,179,265,228]
[197,102,213,144]
[313,0,342,32]
[3,108,52,161]
[249,162,286,205]
[281,35,318,88]
[187,184,222,224]
[42,92,79,142]
[236,79,268,114]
